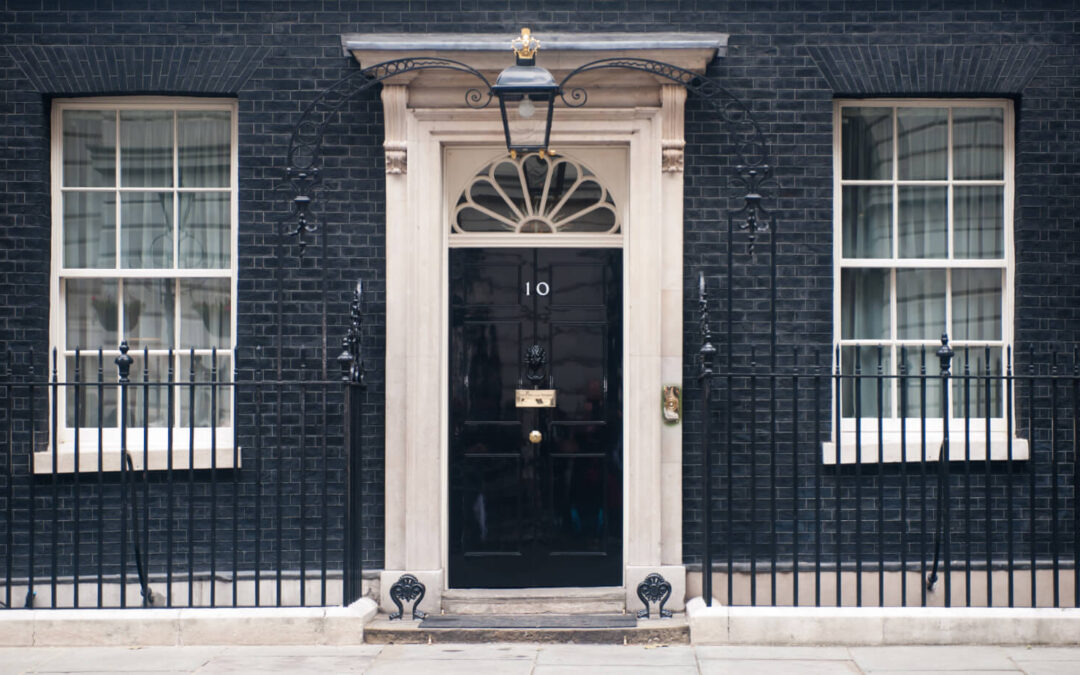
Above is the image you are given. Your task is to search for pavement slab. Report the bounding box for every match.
[536,644,696,666]
[696,645,853,661]
[16,647,225,673]
[850,646,1016,672]
[697,659,861,674]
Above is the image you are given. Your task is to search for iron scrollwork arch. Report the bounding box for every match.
[279,58,494,251]
[557,57,776,249]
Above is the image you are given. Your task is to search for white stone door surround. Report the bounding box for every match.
[342,32,728,614]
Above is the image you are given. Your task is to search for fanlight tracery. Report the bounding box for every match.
[452,153,620,235]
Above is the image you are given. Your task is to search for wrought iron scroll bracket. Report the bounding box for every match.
[636,572,673,619]
[388,573,427,621]
[281,58,493,252]
[698,272,716,380]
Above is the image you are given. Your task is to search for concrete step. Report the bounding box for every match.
[363,613,689,645]
[441,587,625,615]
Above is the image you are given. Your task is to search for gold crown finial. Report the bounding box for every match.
[512,28,540,61]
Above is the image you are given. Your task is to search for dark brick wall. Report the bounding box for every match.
[0,1,1078,585]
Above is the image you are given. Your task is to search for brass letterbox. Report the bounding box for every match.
[515,389,556,408]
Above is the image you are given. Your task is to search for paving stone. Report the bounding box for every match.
[696,646,852,661]
[533,667,699,675]
[1002,647,1080,661]
[0,648,72,675]
[536,644,697,666]
[377,644,537,661]
[195,654,376,674]
[21,647,223,673]
[363,659,535,675]
[697,659,861,674]
[1006,662,1080,675]
[850,646,1015,672]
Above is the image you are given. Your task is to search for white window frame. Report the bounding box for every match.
[44,97,239,473]
[826,98,1028,464]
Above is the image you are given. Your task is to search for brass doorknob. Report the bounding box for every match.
[529,430,543,444]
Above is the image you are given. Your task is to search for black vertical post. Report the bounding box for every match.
[299,358,307,607]
[142,348,150,607]
[939,334,954,607]
[876,345,884,607]
[854,347,862,607]
[1073,346,1079,609]
[750,346,758,605]
[964,348,972,607]
[188,348,195,608]
[339,281,364,605]
[73,349,80,608]
[26,348,35,609]
[4,350,11,611]
[1028,347,1036,607]
[834,345,842,607]
[1051,351,1060,606]
[96,349,104,607]
[792,346,799,606]
[166,349,174,607]
[919,348,928,607]
[255,346,264,606]
[813,349,822,607]
[984,347,993,607]
[726,214,734,606]
[899,346,908,606]
[1006,347,1014,607]
[117,341,132,608]
[698,272,716,606]
[50,348,58,608]
[231,353,239,608]
[210,348,218,608]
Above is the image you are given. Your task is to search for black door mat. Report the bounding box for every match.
[419,614,637,629]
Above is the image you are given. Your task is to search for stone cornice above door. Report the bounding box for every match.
[341,32,727,108]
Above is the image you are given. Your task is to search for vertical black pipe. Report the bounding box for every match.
[964,348,972,607]
[118,342,131,608]
[1051,351,1060,607]
[698,271,715,605]
[188,348,195,607]
[4,350,11,611]
[341,361,351,605]
[321,379,329,607]
[50,349,58,608]
[1029,347,1036,607]
[210,349,218,607]
[275,365,283,606]
[985,347,993,606]
[876,346,884,607]
[1073,347,1079,609]
[725,212,734,604]
[899,346,908,606]
[73,349,81,608]
[834,345,842,607]
[814,349,822,607]
[792,346,799,606]
[940,334,954,608]
[854,347,862,607]
[26,349,35,608]
[255,347,264,607]
[1006,347,1014,607]
[299,360,307,607]
[166,349,174,607]
[232,354,239,608]
[920,348,928,606]
[96,349,104,607]
[142,348,150,606]
[750,346,758,605]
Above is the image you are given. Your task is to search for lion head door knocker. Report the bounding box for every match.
[662,385,681,424]
[525,343,547,386]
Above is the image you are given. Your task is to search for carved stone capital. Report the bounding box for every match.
[660,84,687,173]
[380,85,408,175]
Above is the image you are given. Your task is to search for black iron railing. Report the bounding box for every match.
[696,275,1079,608]
[0,343,366,610]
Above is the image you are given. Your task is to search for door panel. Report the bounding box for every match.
[449,248,622,588]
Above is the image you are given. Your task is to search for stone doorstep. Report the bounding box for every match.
[363,613,691,645]
[441,586,627,615]
[686,597,1080,646]
[0,598,379,647]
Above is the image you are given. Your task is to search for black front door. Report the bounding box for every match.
[449,248,623,588]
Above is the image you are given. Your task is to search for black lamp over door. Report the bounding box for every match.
[491,29,561,157]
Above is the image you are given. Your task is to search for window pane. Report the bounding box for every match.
[841,107,892,180]
[65,354,118,428]
[953,107,1003,180]
[125,353,170,428]
[120,110,173,187]
[65,279,118,350]
[898,186,947,258]
[841,346,892,418]
[179,192,230,268]
[179,353,231,427]
[841,268,889,340]
[180,279,230,349]
[178,111,230,188]
[898,345,943,421]
[898,108,947,180]
[952,269,1002,341]
[124,279,175,350]
[952,347,1003,418]
[63,192,115,268]
[63,110,115,188]
[954,186,1003,259]
[897,269,946,340]
[120,192,173,268]
[842,186,892,258]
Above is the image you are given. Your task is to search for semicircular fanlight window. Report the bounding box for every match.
[453,153,620,235]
